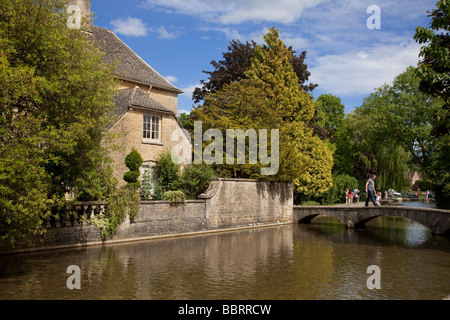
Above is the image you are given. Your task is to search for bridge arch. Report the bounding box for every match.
[293,206,450,236]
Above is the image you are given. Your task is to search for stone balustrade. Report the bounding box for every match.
[44,202,108,229]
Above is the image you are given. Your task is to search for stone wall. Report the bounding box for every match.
[115,200,207,239]
[0,179,294,254]
[200,178,293,229]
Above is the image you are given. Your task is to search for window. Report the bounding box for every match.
[141,165,156,199]
[143,114,161,142]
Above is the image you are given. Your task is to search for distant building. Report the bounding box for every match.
[406,171,423,185]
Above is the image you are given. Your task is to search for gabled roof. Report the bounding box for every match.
[114,87,175,117]
[90,25,182,93]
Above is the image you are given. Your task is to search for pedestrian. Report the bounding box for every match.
[345,189,349,205]
[375,192,381,206]
[349,189,354,204]
[354,188,360,204]
[365,174,379,207]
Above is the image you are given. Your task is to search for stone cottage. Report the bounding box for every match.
[68,0,191,188]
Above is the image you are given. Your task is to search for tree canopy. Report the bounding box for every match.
[194,28,333,196]
[414,0,450,208]
[0,0,118,241]
[333,66,437,191]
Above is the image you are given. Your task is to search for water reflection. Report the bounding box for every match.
[0,220,449,300]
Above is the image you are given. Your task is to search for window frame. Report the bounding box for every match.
[142,113,162,144]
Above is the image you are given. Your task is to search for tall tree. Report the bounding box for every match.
[414,0,450,208]
[192,39,317,104]
[195,28,333,196]
[0,0,118,241]
[414,0,449,136]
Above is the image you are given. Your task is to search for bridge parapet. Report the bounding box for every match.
[293,205,450,235]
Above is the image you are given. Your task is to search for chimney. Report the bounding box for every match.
[66,0,91,17]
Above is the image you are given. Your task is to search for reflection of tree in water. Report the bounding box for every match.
[365,216,432,248]
[83,247,139,299]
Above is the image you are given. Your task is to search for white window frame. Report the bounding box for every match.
[142,113,161,144]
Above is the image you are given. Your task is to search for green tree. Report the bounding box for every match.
[0,0,118,242]
[192,39,317,104]
[334,67,439,191]
[195,28,333,196]
[414,0,449,128]
[314,93,345,141]
[414,0,450,208]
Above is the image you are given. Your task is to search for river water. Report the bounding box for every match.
[1,214,449,300]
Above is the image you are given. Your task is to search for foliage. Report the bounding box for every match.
[192,38,317,104]
[190,34,328,140]
[152,151,181,200]
[414,179,434,192]
[178,165,215,199]
[313,93,345,142]
[414,0,449,127]
[125,148,144,172]
[123,148,143,189]
[0,0,118,242]
[414,1,450,209]
[428,134,450,208]
[302,201,321,206]
[151,150,215,200]
[317,174,359,205]
[162,190,186,204]
[90,188,140,241]
[333,66,437,191]
[194,28,333,197]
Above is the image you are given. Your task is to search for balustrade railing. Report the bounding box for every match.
[45,202,108,229]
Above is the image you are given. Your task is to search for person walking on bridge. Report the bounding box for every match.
[365,174,379,207]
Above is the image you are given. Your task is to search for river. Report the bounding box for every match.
[0,214,449,300]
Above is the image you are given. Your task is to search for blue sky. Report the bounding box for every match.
[90,0,436,114]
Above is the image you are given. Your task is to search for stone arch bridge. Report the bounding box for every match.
[293,205,450,235]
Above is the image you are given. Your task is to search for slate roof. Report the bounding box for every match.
[89,25,182,93]
[114,87,175,118]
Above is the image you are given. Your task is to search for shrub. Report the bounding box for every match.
[151,151,215,200]
[152,151,181,200]
[162,190,186,204]
[90,188,140,240]
[123,170,140,184]
[125,148,143,171]
[179,165,215,199]
[123,148,143,188]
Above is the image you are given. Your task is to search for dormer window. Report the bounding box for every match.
[143,114,161,143]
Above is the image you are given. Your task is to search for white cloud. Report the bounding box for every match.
[143,0,324,24]
[165,75,178,83]
[180,83,202,98]
[110,17,148,37]
[309,40,422,96]
[156,25,180,39]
